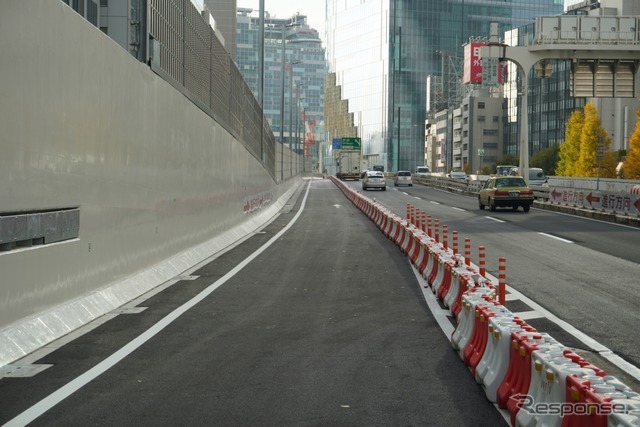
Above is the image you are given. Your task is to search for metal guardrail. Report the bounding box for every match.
[412,176,640,221]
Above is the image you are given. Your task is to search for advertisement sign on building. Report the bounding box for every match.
[463,42,502,85]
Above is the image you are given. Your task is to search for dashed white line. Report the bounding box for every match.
[452,207,465,212]
[538,232,573,243]
[430,201,441,205]
[484,216,505,223]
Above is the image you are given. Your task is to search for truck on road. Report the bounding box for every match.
[336,150,363,180]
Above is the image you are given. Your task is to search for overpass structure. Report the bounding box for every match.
[481,15,640,184]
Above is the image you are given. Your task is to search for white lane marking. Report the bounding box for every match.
[538,232,573,243]
[333,204,341,208]
[485,216,505,223]
[4,183,314,427]
[430,201,441,205]
[414,197,421,200]
[501,279,640,382]
[511,310,544,320]
[411,266,454,338]
[402,192,409,195]
[452,207,465,212]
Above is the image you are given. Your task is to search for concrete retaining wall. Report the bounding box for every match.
[0,0,298,366]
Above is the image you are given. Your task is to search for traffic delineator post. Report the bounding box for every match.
[452,231,458,255]
[427,215,432,238]
[442,225,449,251]
[421,211,426,233]
[479,246,486,278]
[464,238,471,266]
[498,257,506,305]
[435,219,440,244]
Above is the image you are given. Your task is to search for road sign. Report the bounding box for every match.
[332,138,342,150]
[478,149,485,157]
[341,137,361,149]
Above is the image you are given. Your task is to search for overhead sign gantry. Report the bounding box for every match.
[480,16,640,183]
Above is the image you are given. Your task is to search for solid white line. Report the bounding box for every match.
[538,232,574,243]
[484,216,505,223]
[3,183,313,427]
[411,266,454,339]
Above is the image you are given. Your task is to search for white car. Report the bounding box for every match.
[447,170,468,181]
[394,171,413,186]
[362,170,387,191]
[415,166,431,177]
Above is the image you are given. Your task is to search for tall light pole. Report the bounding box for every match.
[288,61,302,175]
[279,25,286,181]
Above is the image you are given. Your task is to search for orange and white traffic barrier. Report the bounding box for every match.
[464,301,514,377]
[475,317,535,402]
[478,246,486,279]
[515,348,605,427]
[421,211,426,233]
[427,215,432,238]
[451,290,497,356]
[434,219,440,244]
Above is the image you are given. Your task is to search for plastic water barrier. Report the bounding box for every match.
[329,177,640,426]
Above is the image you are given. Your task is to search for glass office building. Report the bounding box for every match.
[326,0,564,172]
[236,9,325,166]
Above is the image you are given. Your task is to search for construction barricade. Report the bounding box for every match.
[328,179,640,427]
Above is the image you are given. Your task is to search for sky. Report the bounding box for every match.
[191,0,326,44]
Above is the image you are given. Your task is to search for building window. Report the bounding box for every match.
[478,102,485,109]
[483,129,498,136]
[478,115,485,122]
[493,116,499,123]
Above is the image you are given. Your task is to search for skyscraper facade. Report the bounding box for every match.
[326,0,564,172]
[236,9,326,168]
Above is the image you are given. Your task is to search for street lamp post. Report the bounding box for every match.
[288,63,301,175]
[279,24,299,182]
[279,26,286,181]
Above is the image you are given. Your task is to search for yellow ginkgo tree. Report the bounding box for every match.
[556,109,583,176]
[623,109,640,180]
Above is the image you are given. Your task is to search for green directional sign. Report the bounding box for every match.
[341,137,361,149]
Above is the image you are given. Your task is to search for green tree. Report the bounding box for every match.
[623,109,640,180]
[575,102,616,177]
[530,144,559,176]
[557,109,583,176]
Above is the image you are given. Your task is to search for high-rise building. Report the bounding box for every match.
[204,0,237,60]
[325,0,564,172]
[236,8,326,169]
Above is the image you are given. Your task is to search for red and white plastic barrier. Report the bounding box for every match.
[329,178,640,427]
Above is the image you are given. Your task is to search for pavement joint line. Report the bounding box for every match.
[3,182,313,427]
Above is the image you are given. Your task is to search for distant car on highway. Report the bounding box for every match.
[362,170,386,191]
[447,170,468,181]
[496,165,517,176]
[508,167,548,186]
[394,171,413,186]
[415,166,431,177]
[478,176,534,212]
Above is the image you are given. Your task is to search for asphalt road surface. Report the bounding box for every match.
[1,178,507,426]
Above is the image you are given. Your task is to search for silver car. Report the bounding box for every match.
[394,171,413,186]
[362,170,387,191]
